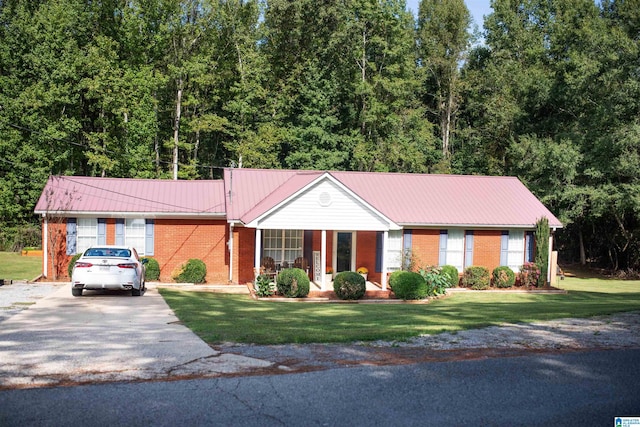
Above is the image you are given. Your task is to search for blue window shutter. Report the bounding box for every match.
[97,218,106,245]
[403,230,412,270]
[66,218,77,255]
[525,231,534,262]
[439,230,448,266]
[500,231,509,266]
[465,231,474,268]
[145,219,155,256]
[115,219,125,245]
[375,232,383,272]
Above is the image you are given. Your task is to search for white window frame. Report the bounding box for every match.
[263,229,303,266]
[445,229,465,271]
[507,230,525,272]
[125,218,146,255]
[76,218,97,254]
[387,230,403,271]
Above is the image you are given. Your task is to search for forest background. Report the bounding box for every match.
[0,0,638,272]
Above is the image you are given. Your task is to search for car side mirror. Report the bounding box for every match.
[141,258,149,265]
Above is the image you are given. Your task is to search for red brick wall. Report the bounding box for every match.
[237,227,256,284]
[356,231,378,282]
[154,219,228,283]
[411,229,440,268]
[473,230,502,272]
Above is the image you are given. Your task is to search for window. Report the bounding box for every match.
[386,230,403,271]
[439,229,464,271]
[125,218,146,255]
[263,229,303,265]
[76,218,97,254]
[501,230,525,272]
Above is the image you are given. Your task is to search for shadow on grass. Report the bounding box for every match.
[159,287,640,345]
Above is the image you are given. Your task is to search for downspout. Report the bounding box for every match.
[228,222,234,283]
[42,214,48,279]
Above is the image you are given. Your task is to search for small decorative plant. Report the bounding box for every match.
[326,266,333,274]
[418,265,449,296]
[356,266,368,274]
[255,274,275,297]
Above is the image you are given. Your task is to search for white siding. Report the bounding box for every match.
[256,178,394,231]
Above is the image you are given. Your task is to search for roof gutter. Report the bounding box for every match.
[33,211,227,219]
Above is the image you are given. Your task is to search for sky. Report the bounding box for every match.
[406,0,493,30]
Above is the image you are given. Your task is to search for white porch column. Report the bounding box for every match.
[547,231,555,284]
[254,228,262,280]
[321,229,327,291]
[381,230,388,291]
[42,215,48,279]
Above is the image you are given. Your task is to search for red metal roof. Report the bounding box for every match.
[35,170,562,228]
[34,176,225,215]
[224,168,562,228]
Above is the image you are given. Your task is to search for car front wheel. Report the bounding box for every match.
[72,288,83,297]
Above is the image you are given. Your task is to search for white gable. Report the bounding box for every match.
[248,175,399,231]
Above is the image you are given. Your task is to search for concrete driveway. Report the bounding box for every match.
[0,285,273,389]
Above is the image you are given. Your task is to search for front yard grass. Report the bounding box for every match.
[159,276,640,345]
[0,251,42,281]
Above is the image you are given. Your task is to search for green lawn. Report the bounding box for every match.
[0,252,42,281]
[160,276,640,345]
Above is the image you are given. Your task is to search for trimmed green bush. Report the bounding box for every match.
[333,271,366,300]
[276,268,310,298]
[440,265,459,287]
[255,274,275,297]
[389,270,427,300]
[67,253,82,278]
[492,266,515,288]
[142,257,160,281]
[462,266,491,290]
[173,259,207,283]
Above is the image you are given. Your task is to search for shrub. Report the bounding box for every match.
[142,257,160,281]
[421,266,450,296]
[462,266,491,290]
[67,253,82,278]
[255,274,275,297]
[172,259,207,283]
[389,270,427,300]
[492,266,515,288]
[276,268,310,298]
[333,271,366,300]
[440,265,459,287]
[519,262,541,287]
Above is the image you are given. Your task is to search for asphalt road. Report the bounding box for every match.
[1,348,638,426]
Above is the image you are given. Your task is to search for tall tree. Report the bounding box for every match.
[417,0,471,162]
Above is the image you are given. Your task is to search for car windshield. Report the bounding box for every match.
[84,248,131,258]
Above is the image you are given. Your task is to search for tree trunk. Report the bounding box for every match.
[578,227,586,265]
[173,78,183,180]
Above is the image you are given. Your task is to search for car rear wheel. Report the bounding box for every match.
[132,287,142,296]
[72,288,83,297]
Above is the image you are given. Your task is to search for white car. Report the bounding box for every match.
[71,246,148,296]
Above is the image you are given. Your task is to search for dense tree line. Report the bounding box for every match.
[1,0,638,271]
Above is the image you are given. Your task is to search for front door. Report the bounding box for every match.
[336,232,353,272]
